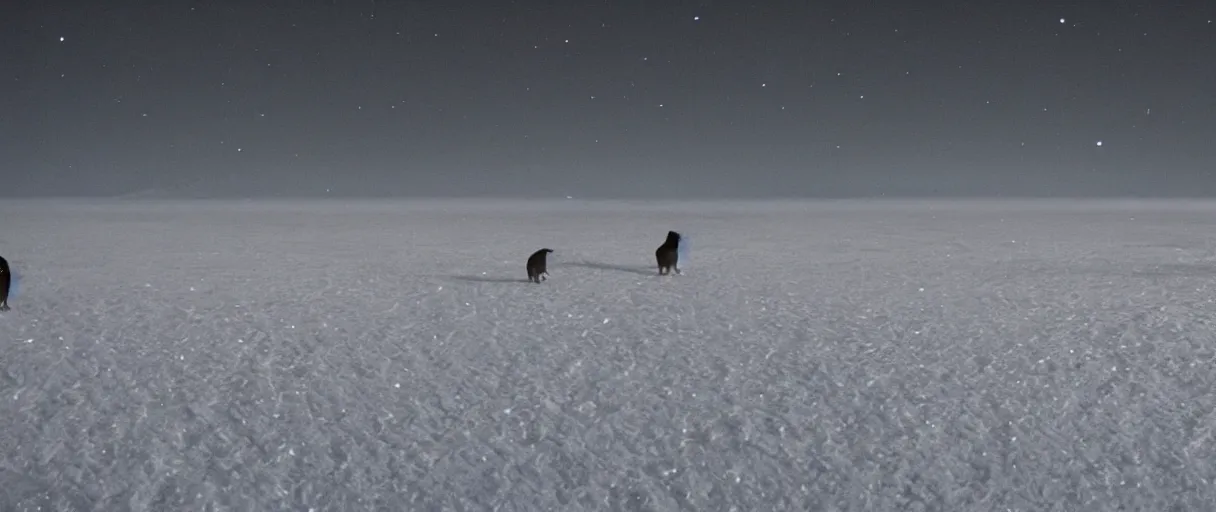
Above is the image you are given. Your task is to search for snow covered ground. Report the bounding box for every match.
[1,198,1215,511]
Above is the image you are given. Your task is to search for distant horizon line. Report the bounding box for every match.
[5,194,1216,204]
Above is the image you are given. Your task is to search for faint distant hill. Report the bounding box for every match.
[113,188,178,199]
[113,186,216,200]
[113,176,257,199]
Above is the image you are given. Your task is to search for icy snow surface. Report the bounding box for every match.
[1,198,1215,511]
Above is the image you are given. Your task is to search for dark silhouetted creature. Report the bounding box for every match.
[0,256,11,311]
[655,231,682,275]
[526,248,554,283]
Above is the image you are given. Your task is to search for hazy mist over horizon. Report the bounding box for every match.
[4,0,1213,199]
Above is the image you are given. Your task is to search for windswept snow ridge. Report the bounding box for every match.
[0,198,1214,510]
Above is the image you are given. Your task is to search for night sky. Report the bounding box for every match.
[4,1,1214,199]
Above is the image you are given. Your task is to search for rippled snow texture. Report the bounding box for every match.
[1,198,1214,511]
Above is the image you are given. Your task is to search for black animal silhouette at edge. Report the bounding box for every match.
[655,230,682,275]
[0,256,11,311]
[526,248,554,283]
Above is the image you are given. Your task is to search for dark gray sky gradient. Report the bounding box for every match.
[4,0,1214,198]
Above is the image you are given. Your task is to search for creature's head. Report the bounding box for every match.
[540,248,554,254]
[664,231,681,245]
